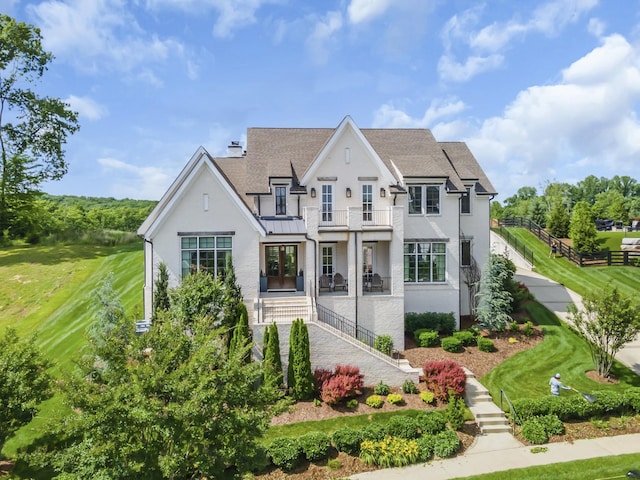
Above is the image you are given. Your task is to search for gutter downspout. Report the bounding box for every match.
[141,236,153,321]
[354,231,358,331]
[305,233,317,299]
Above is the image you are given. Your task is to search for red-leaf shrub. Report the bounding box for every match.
[422,360,466,402]
[313,365,364,404]
[313,368,333,390]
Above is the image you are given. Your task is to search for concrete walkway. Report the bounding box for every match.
[351,433,640,479]
[350,233,640,479]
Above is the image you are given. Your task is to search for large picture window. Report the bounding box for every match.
[408,185,440,215]
[181,235,232,278]
[404,242,446,283]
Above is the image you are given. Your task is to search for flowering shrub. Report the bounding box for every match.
[422,360,466,401]
[366,394,384,408]
[314,365,364,404]
[359,436,420,467]
[387,393,404,405]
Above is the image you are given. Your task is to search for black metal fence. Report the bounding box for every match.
[498,217,640,268]
[315,303,398,364]
[494,225,535,266]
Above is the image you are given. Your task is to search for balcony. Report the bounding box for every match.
[316,208,392,229]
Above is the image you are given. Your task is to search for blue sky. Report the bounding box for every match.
[4,0,640,201]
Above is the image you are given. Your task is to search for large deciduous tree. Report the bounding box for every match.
[0,328,52,451]
[0,15,80,239]
[568,288,640,377]
[27,296,281,479]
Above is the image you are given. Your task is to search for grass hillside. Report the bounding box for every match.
[0,241,144,459]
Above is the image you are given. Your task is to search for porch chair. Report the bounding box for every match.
[333,272,347,291]
[370,273,383,292]
[319,274,331,291]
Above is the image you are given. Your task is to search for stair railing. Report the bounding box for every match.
[500,389,517,435]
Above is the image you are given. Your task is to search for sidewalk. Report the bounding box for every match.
[351,433,640,479]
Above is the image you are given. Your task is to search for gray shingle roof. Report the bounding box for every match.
[212,124,496,203]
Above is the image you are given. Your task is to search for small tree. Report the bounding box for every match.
[546,200,570,238]
[288,319,314,400]
[0,328,52,451]
[86,273,126,349]
[568,288,640,377]
[169,269,223,326]
[152,262,170,320]
[475,254,514,333]
[263,323,283,390]
[221,255,243,329]
[569,201,598,253]
[229,302,251,364]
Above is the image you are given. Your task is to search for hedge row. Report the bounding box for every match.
[265,411,458,471]
[512,388,640,424]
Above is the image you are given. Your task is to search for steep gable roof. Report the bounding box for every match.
[200,120,496,201]
[440,142,497,195]
[138,147,265,238]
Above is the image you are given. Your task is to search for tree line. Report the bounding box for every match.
[491,175,640,252]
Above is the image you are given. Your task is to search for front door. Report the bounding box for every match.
[266,245,297,290]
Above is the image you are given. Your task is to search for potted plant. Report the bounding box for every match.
[296,269,304,291]
[259,270,267,292]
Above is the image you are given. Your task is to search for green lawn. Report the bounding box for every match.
[501,228,640,298]
[453,452,640,479]
[481,301,640,402]
[0,241,144,458]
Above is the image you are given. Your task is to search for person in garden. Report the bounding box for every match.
[549,373,570,395]
[549,241,558,258]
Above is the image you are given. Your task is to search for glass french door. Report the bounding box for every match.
[266,245,297,290]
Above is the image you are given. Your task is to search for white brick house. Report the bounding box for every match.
[137,116,496,383]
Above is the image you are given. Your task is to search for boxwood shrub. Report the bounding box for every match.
[268,437,302,471]
[453,330,477,346]
[405,312,456,335]
[477,337,496,352]
[299,431,332,461]
[416,410,447,435]
[332,427,363,455]
[441,336,462,353]
[414,329,440,347]
[385,415,420,439]
[360,423,387,442]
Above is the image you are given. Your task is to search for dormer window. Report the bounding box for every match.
[275,186,287,215]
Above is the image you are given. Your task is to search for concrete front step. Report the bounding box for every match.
[481,424,513,434]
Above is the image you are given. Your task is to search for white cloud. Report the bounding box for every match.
[440,0,598,82]
[27,0,185,82]
[437,53,503,83]
[374,33,640,199]
[373,98,466,128]
[588,17,606,37]
[98,157,173,199]
[347,0,394,24]
[144,0,277,38]
[65,95,109,121]
[306,10,343,66]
